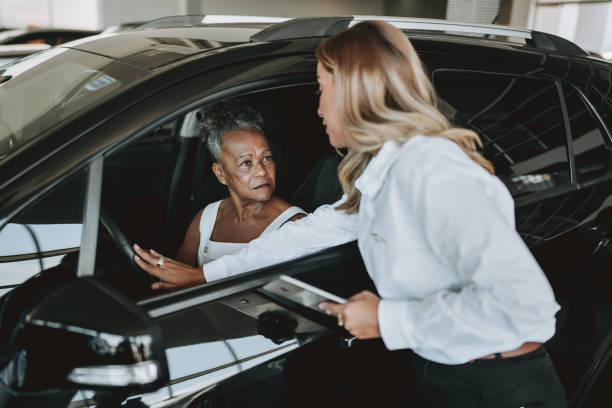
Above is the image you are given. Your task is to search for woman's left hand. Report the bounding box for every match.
[319,290,381,339]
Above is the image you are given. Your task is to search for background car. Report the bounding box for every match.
[0,15,610,408]
[0,43,50,66]
[0,27,100,46]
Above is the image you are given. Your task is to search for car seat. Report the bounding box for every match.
[290,153,343,213]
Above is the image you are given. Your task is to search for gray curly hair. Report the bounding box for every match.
[199,99,266,163]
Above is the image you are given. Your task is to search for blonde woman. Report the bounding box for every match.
[135,20,566,407]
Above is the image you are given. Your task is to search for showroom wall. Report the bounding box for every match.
[0,0,386,29]
[0,0,99,28]
[532,0,612,57]
[0,0,508,29]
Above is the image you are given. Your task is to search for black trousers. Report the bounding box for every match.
[412,347,568,408]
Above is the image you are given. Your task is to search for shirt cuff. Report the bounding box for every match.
[378,299,416,351]
[202,257,229,282]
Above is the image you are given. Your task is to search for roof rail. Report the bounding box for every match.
[251,16,587,57]
[135,15,290,30]
[201,15,291,24]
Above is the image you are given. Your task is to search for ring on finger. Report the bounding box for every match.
[156,257,165,267]
[337,313,344,327]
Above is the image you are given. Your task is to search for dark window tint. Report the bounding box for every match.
[433,71,570,196]
[0,170,85,296]
[101,120,179,252]
[563,85,611,181]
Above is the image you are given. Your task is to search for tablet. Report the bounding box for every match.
[262,274,346,311]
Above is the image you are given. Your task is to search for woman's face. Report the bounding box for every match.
[317,62,347,148]
[213,128,276,203]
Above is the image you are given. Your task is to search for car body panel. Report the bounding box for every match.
[65,26,262,70]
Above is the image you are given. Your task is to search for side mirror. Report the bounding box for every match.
[0,277,168,405]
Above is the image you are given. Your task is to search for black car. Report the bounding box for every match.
[0,28,100,46]
[0,15,611,408]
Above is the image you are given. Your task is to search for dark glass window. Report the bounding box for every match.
[101,120,179,250]
[433,71,570,196]
[563,85,611,181]
[0,170,85,296]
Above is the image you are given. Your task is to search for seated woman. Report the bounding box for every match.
[176,99,306,267]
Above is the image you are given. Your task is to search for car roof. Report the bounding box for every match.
[63,23,274,70]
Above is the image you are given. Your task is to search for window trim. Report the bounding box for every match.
[560,81,612,185]
[76,156,103,277]
[0,246,79,263]
[581,85,612,147]
[555,81,577,183]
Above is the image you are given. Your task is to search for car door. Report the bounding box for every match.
[547,72,612,408]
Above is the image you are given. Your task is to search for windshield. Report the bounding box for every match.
[0,47,146,160]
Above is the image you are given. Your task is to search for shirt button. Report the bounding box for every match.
[204,246,208,253]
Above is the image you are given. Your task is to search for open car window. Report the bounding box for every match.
[94,83,333,300]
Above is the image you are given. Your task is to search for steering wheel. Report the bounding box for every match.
[99,208,158,285]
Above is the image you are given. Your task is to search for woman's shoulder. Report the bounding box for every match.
[268,196,306,221]
[203,199,224,212]
[267,196,304,213]
[199,199,224,229]
[389,136,497,194]
[396,136,481,173]
[400,135,462,159]
[261,198,306,233]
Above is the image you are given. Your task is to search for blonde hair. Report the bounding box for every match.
[315,20,494,214]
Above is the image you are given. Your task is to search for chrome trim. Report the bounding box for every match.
[575,86,612,147]
[77,156,103,277]
[349,16,532,39]
[556,81,577,183]
[0,246,78,263]
[202,15,291,24]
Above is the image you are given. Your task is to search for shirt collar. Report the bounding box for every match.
[354,138,406,197]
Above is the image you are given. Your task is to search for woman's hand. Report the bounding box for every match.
[319,290,381,339]
[133,244,206,290]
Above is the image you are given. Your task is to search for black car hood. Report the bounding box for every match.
[64,26,261,70]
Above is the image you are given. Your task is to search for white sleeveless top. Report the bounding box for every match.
[197,200,306,266]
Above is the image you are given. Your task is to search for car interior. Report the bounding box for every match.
[94,83,344,298]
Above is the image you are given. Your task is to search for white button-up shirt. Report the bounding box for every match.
[205,135,560,364]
